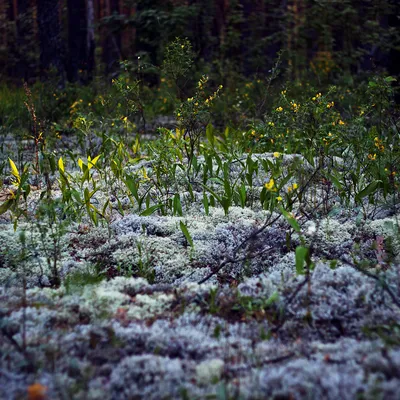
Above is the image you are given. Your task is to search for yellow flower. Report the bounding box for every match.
[277,196,283,201]
[276,106,283,112]
[368,153,377,161]
[292,183,298,190]
[339,120,345,125]
[327,101,334,109]
[265,178,276,191]
[273,152,280,158]
[268,121,275,127]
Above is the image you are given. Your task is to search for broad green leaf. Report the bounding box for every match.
[279,205,301,232]
[295,246,308,275]
[140,204,162,216]
[124,176,139,199]
[206,123,215,147]
[203,192,209,215]
[326,173,342,191]
[239,183,246,207]
[355,180,382,203]
[224,126,229,138]
[173,193,183,216]
[71,189,82,204]
[0,199,13,215]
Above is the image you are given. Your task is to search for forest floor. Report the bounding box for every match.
[1,132,400,400]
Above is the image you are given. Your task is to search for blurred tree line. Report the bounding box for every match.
[0,0,399,86]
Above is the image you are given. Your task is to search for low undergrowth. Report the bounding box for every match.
[0,39,400,400]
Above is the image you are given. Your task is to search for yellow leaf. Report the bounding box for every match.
[58,157,64,172]
[8,158,20,183]
[88,154,101,169]
[78,159,84,170]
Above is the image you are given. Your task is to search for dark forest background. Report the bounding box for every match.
[1,0,400,136]
[1,0,400,85]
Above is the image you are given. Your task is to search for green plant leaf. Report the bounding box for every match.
[265,291,279,306]
[0,199,13,215]
[279,205,301,232]
[295,246,308,275]
[206,123,215,147]
[239,183,246,207]
[124,175,139,200]
[140,204,163,216]
[173,193,183,216]
[203,192,209,215]
[180,221,194,248]
[355,180,382,203]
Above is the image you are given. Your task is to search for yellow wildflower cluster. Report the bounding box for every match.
[326,101,334,109]
[69,99,83,115]
[287,183,298,193]
[204,85,223,107]
[290,101,300,112]
[322,136,334,145]
[368,153,377,161]
[384,168,396,176]
[374,137,384,152]
[276,106,283,112]
[268,121,275,127]
[265,178,277,192]
[312,93,322,101]
[273,152,280,158]
[197,75,209,90]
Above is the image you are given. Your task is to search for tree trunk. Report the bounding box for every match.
[37,0,65,84]
[67,0,94,82]
[86,0,95,80]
